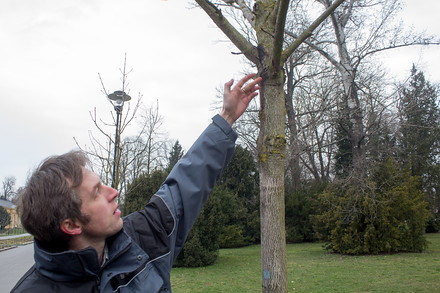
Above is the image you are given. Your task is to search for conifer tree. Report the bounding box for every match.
[398,65,440,231]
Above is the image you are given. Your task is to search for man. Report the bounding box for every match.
[11,73,262,293]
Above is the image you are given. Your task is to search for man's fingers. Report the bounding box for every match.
[235,73,257,90]
[241,77,263,94]
[224,79,234,92]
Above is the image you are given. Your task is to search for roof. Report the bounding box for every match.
[0,199,16,209]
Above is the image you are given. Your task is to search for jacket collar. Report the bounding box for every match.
[34,229,132,282]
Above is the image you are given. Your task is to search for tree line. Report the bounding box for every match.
[118,65,439,263]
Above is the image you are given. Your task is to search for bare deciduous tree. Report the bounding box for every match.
[297,0,439,177]
[119,100,168,198]
[1,176,16,201]
[74,56,168,202]
[194,1,345,291]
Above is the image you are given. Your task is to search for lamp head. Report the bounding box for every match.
[108,91,131,107]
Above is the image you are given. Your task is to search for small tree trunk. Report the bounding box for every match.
[285,91,302,190]
[258,76,288,293]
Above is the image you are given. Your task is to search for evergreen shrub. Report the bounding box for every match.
[314,159,430,254]
[285,182,325,243]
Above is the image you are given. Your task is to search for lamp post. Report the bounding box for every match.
[108,90,131,189]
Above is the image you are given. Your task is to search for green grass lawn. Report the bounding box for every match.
[0,236,33,249]
[171,233,440,292]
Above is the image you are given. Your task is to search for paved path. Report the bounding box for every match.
[0,243,34,292]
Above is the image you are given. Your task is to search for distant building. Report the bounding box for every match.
[0,199,21,229]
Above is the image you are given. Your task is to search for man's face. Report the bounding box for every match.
[76,168,123,240]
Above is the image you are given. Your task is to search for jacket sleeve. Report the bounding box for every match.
[157,114,237,261]
[123,114,237,264]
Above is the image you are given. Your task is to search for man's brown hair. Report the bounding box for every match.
[18,150,90,251]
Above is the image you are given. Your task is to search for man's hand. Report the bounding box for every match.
[221,73,263,126]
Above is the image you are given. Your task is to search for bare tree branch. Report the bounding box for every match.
[282,0,346,63]
[195,0,259,64]
[236,0,256,27]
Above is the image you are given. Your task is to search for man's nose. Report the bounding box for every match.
[105,185,119,201]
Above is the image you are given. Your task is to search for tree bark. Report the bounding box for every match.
[258,77,288,292]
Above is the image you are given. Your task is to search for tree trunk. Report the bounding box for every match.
[285,59,302,190]
[258,74,288,293]
[285,104,302,190]
[327,0,366,177]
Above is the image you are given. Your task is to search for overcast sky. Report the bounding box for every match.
[1,0,439,188]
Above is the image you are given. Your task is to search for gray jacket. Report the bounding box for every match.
[11,114,237,293]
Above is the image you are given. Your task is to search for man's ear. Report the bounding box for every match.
[60,219,82,236]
